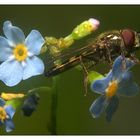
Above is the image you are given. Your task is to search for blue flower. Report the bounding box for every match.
[0,21,45,86]
[0,98,15,132]
[89,56,139,121]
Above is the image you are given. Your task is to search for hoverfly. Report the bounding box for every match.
[45,29,140,94]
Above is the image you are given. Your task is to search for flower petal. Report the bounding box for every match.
[5,105,15,119]
[89,95,107,118]
[23,56,44,80]
[105,95,119,122]
[0,98,5,107]
[91,71,112,94]
[25,30,45,55]
[5,119,14,133]
[0,36,12,61]
[117,72,139,96]
[112,56,135,79]
[0,60,23,86]
[3,21,25,45]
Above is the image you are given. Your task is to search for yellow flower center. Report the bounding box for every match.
[13,44,28,61]
[106,80,118,98]
[0,107,7,121]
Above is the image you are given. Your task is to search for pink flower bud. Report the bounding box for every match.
[88,18,100,30]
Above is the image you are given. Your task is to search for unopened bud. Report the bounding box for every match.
[72,18,100,40]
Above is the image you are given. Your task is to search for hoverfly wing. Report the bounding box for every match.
[45,44,95,77]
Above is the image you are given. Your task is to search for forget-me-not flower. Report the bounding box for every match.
[0,98,15,132]
[0,21,45,86]
[89,56,139,121]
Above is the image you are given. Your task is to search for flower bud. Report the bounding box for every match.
[71,18,100,40]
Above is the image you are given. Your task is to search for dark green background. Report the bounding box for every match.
[0,5,140,135]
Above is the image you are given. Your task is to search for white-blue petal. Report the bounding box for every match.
[91,71,112,94]
[89,95,107,118]
[23,56,44,80]
[5,105,15,119]
[5,119,14,133]
[0,36,12,61]
[0,60,23,86]
[25,30,45,55]
[105,95,119,122]
[3,21,25,45]
[117,72,139,96]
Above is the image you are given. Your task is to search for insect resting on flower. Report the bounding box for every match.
[45,29,140,77]
[45,28,140,95]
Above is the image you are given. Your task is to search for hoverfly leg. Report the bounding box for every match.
[79,56,88,96]
[121,54,127,71]
[104,45,113,66]
[107,50,112,64]
[120,41,127,70]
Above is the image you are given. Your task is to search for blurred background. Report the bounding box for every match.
[0,5,140,135]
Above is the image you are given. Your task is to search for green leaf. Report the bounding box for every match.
[28,86,52,95]
[6,99,22,109]
[88,71,104,84]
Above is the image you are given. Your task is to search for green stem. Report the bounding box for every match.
[27,84,59,134]
[63,34,74,48]
[50,76,59,135]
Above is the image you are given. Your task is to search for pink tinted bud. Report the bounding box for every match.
[88,18,100,30]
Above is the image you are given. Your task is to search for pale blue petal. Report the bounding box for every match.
[0,60,23,86]
[112,56,135,79]
[3,21,25,45]
[117,72,139,96]
[5,119,14,133]
[0,98,5,107]
[91,71,112,94]
[23,56,44,80]
[5,106,15,119]
[0,36,12,61]
[25,30,45,55]
[105,96,119,122]
[89,95,107,118]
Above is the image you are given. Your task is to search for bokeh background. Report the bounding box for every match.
[0,5,140,135]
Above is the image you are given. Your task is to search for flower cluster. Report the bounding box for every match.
[0,19,139,133]
[89,56,139,121]
[0,21,45,132]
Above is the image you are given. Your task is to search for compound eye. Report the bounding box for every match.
[121,29,135,47]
